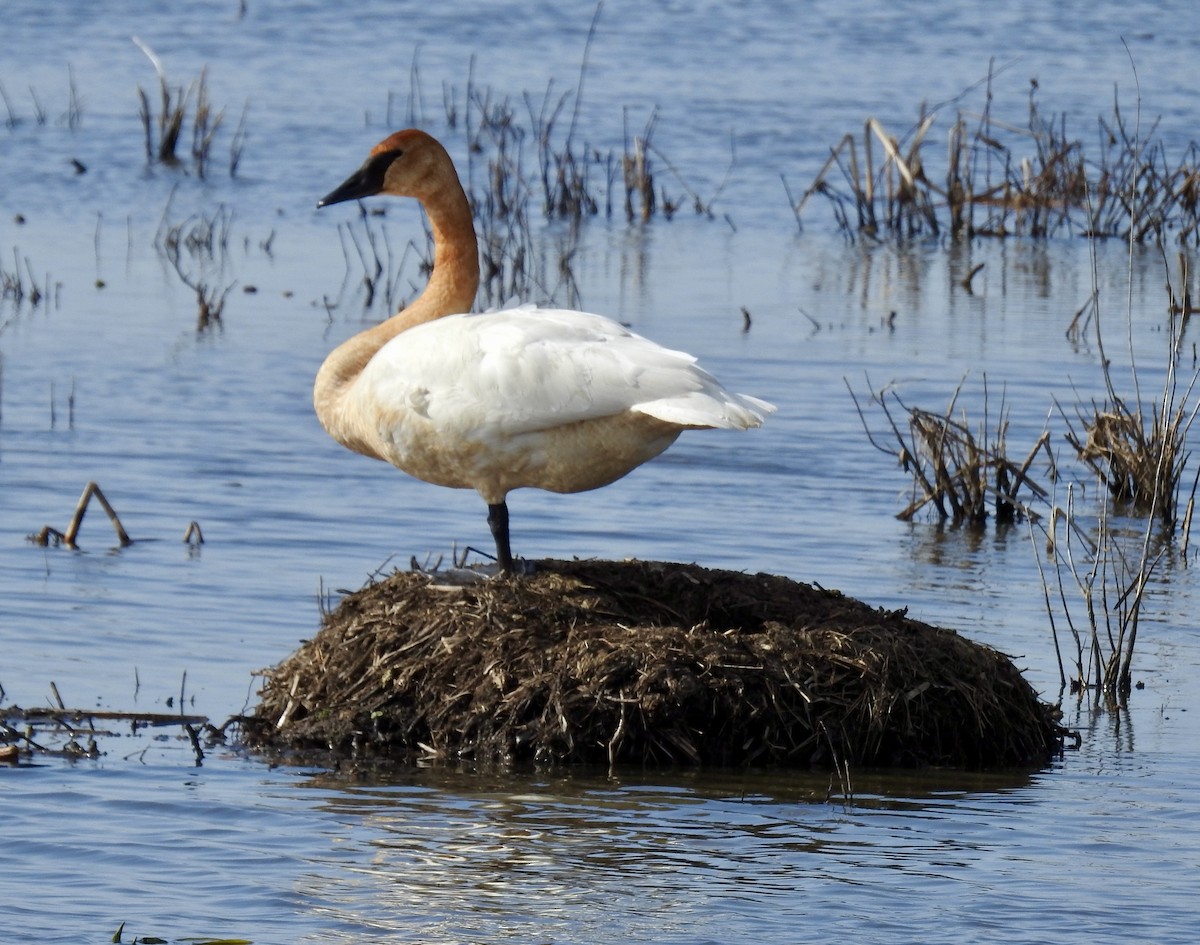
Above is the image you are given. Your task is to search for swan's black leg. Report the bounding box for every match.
[487,501,515,574]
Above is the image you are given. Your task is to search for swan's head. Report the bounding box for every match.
[317,129,450,208]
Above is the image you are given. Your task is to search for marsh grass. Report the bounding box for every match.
[843,65,1200,706]
[48,377,76,431]
[321,6,719,319]
[134,38,241,179]
[465,86,540,308]
[1040,188,1200,707]
[228,102,249,177]
[1060,234,1200,530]
[1034,486,1170,702]
[850,359,1191,705]
[1165,250,1199,323]
[849,374,1052,525]
[0,82,16,129]
[0,64,78,132]
[65,65,83,129]
[856,287,1197,703]
[532,90,599,220]
[189,68,223,179]
[343,53,690,316]
[23,71,82,130]
[1044,263,1199,701]
[1059,387,1199,529]
[790,65,1200,244]
[1,248,52,312]
[155,201,237,332]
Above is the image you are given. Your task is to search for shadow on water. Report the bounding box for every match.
[299,761,1044,809]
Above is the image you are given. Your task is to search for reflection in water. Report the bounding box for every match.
[904,518,1007,569]
[289,766,1042,943]
[1060,700,1136,755]
[614,224,654,322]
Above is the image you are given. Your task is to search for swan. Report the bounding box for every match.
[314,129,774,573]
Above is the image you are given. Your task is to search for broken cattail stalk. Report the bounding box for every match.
[65,481,132,548]
[28,481,132,549]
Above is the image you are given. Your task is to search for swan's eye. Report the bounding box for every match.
[367,148,404,181]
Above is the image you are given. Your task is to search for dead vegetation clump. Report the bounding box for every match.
[849,375,1052,525]
[788,64,1200,244]
[244,559,1061,770]
[1058,274,1200,532]
[1062,399,1195,527]
[134,38,247,179]
[155,202,237,332]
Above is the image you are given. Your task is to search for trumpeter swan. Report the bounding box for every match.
[314,129,773,573]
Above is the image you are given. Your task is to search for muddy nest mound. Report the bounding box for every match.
[245,559,1061,768]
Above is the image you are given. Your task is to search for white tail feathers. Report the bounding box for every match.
[635,390,776,429]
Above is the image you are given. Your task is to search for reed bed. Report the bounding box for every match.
[852,356,1196,702]
[849,375,1052,525]
[246,559,1062,769]
[789,67,1200,244]
[134,39,245,179]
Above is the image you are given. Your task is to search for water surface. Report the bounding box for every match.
[3,2,1200,942]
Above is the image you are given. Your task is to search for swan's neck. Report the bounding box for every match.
[314,172,479,448]
[420,179,480,321]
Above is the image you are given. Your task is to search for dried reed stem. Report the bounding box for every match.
[28,481,132,550]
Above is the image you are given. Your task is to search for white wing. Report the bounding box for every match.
[359,306,775,439]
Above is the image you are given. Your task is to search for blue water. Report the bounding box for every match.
[3,1,1200,942]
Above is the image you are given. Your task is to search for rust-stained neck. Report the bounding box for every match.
[314,131,481,453]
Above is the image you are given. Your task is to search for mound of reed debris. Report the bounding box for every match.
[246,559,1061,768]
